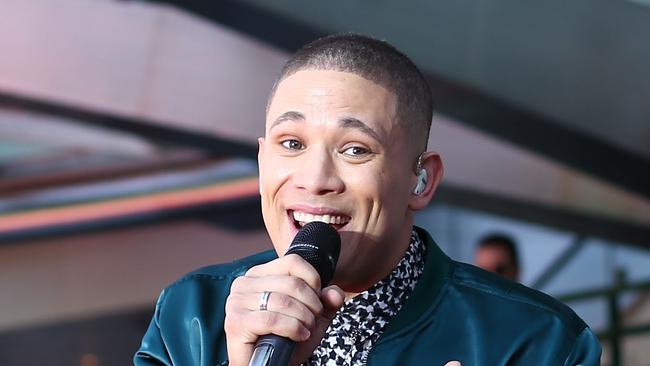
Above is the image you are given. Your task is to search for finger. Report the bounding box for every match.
[224,309,312,366]
[245,254,322,290]
[229,308,312,342]
[227,291,317,330]
[230,275,323,315]
[225,334,252,366]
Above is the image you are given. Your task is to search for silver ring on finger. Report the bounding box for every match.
[259,291,271,311]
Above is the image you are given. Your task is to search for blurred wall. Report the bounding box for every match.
[0,220,270,332]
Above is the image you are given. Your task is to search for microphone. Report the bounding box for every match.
[248,222,341,366]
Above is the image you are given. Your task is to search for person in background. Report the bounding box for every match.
[474,233,520,282]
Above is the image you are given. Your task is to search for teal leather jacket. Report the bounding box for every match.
[135,228,601,365]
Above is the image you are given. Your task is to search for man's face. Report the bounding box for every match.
[259,70,417,291]
[474,245,519,281]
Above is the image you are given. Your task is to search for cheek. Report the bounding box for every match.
[343,169,380,199]
[344,167,404,216]
[376,167,411,199]
[259,157,290,231]
[259,161,292,254]
[259,156,291,196]
[376,173,414,222]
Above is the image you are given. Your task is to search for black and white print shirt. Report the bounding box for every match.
[303,230,427,366]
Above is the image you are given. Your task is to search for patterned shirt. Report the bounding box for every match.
[303,230,427,366]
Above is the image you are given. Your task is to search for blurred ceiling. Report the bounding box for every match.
[155,0,650,198]
[0,0,648,246]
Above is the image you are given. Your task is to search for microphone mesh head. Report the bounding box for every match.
[285,222,341,287]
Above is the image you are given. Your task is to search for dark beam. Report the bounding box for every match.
[433,185,650,250]
[153,0,320,52]
[151,0,650,199]
[0,91,258,159]
[426,74,650,201]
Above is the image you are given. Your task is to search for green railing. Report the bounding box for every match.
[556,270,650,366]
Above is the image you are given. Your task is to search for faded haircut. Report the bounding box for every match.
[266,33,433,153]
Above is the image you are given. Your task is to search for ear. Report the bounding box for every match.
[257,137,265,196]
[408,151,444,211]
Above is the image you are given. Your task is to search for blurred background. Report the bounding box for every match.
[1,1,649,365]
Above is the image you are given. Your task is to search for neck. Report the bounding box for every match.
[340,221,415,300]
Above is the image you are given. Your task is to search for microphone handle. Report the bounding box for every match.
[248,334,295,366]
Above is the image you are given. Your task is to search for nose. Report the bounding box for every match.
[292,149,345,195]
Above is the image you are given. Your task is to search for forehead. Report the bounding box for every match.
[266,70,398,129]
[477,245,511,259]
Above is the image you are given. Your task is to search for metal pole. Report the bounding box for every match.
[608,269,625,366]
[531,236,585,290]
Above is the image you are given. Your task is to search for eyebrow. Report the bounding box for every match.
[339,117,382,143]
[270,111,305,129]
[270,111,382,143]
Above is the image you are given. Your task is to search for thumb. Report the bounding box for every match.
[315,285,345,332]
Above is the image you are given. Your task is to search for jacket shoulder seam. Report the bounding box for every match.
[450,267,587,339]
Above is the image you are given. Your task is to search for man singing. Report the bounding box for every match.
[135,34,601,365]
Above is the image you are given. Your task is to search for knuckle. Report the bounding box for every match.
[276,293,294,310]
[285,254,304,268]
[244,264,262,276]
[288,318,304,335]
[305,272,321,290]
[223,312,241,334]
[297,281,317,299]
[313,301,324,316]
[261,311,278,329]
[304,311,316,329]
[224,293,242,312]
[230,276,246,291]
[288,276,304,290]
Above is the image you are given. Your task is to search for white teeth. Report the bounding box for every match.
[291,210,349,225]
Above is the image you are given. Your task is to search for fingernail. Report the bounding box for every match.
[302,328,311,340]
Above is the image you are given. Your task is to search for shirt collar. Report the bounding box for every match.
[306,229,428,365]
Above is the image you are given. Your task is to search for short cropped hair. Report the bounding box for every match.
[266,33,433,153]
[478,234,520,269]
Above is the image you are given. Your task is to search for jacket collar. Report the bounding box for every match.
[378,226,451,338]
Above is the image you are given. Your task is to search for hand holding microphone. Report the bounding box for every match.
[224,222,344,366]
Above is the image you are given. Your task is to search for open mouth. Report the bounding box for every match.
[288,210,350,231]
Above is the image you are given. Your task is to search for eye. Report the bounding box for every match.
[280,139,305,150]
[341,146,370,157]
